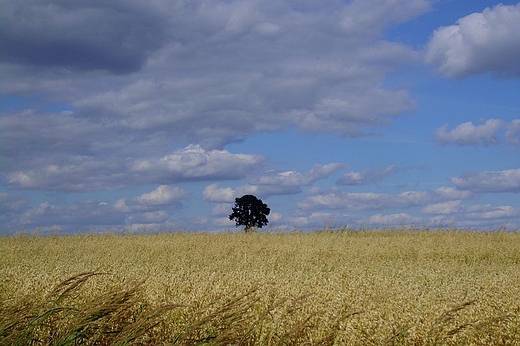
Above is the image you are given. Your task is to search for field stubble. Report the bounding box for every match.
[1,230,520,345]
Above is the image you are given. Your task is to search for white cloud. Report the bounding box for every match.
[212,203,233,216]
[6,161,125,192]
[436,119,505,146]
[269,212,283,223]
[434,187,474,200]
[294,187,517,228]
[122,185,190,215]
[337,172,364,186]
[452,168,520,193]
[506,119,520,146]
[114,199,130,213]
[203,163,345,202]
[202,184,259,203]
[422,200,462,215]
[126,211,170,224]
[203,184,236,203]
[425,3,520,78]
[337,165,396,185]
[398,191,431,205]
[131,145,264,183]
[135,185,189,206]
[235,184,302,198]
[298,185,474,212]
[202,183,293,203]
[288,212,335,229]
[424,203,520,229]
[1,109,140,191]
[18,200,127,230]
[368,213,419,226]
[465,204,520,220]
[254,163,345,186]
[13,184,190,232]
[298,190,396,211]
[213,216,236,228]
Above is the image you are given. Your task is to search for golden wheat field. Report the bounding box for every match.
[1,230,520,345]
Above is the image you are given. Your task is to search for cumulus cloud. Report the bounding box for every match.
[131,145,265,183]
[506,120,520,145]
[204,184,303,203]
[295,184,518,229]
[436,119,505,146]
[425,3,520,78]
[203,163,345,202]
[422,200,462,215]
[465,204,520,220]
[433,203,520,227]
[6,159,129,192]
[452,168,520,193]
[253,163,345,187]
[288,212,337,229]
[211,203,233,217]
[368,213,419,226]
[203,184,236,203]
[298,190,396,211]
[126,211,170,225]
[134,185,189,206]
[117,185,190,214]
[423,203,520,229]
[1,109,167,191]
[1,111,264,191]
[434,187,474,200]
[18,200,127,231]
[13,185,189,232]
[298,185,473,212]
[336,165,396,185]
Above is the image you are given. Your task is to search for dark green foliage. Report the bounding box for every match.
[229,195,270,232]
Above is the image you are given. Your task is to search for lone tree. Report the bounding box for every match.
[229,194,270,233]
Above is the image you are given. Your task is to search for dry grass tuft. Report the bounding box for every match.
[1,272,353,345]
[1,272,175,345]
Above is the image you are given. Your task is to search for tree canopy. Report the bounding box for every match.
[229,195,270,232]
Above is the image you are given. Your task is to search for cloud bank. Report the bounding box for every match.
[1,1,519,232]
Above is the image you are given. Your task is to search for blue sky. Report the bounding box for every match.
[1,0,519,234]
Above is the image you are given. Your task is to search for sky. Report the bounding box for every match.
[1,0,519,234]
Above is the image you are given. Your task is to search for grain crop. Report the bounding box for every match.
[1,230,520,345]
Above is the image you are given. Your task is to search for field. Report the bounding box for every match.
[1,230,520,345]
